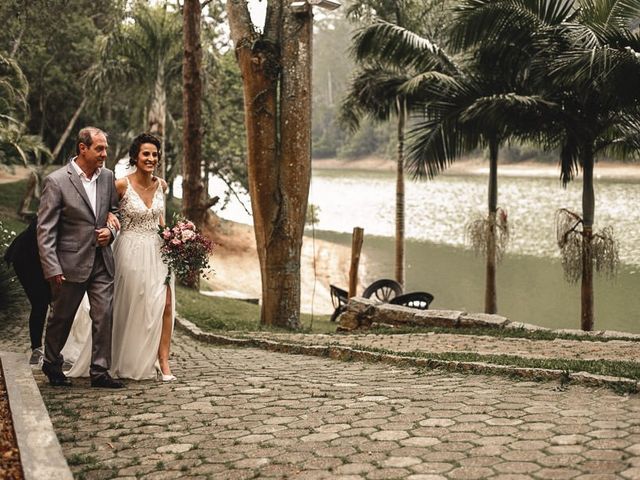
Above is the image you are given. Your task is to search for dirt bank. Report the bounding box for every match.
[203,217,364,315]
[313,156,640,180]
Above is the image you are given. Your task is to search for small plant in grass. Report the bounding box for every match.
[611,381,638,395]
[67,454,97,466]
[60,406,80,420]
[156,461,165,469]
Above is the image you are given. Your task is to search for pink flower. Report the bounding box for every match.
[162,229,172,240]
[171,238,182,246]
[181,230,196,241]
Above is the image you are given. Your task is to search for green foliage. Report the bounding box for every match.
[0,0,124,162]
[0,220,25,320]
[0,179,29,231]
[311,15,356,159]
[306,203,320,225]
[337,119,391,158]
[0,181,31,320]
[0,53,50,166]
[88,3,183,173]
[202,51,248,194]
[0,54,28,117]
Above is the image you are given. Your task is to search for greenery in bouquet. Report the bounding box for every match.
[158,218,213,288]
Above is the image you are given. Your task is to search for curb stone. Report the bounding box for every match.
[340,297,640,340]
[1,351,73,480]
[175,317,639,392]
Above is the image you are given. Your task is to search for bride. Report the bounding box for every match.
[66,133,176,381]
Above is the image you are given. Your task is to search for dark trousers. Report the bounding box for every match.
[13,262,50,351]
[44,251,114,378]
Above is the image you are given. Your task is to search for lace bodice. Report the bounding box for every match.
[120,178,164,235]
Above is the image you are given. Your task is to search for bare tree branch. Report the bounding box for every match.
[218,173,252,216]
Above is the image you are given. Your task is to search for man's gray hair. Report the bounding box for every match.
[76,127,107,154]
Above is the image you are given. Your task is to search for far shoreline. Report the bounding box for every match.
[312,156,640,181]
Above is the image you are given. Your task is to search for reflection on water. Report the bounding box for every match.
[314,230,640,334]
[307,169,640,332]
[310,169,640,267]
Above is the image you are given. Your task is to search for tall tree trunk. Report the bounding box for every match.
[148,63,167,178]
[485,139,499,314]
[51,97,87,163]
[17,168,38,218]
[181,0,209,230]
[395,99,405,287]
[580,148,595,331]
[227,0,311,329]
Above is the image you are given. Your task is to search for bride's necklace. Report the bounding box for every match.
[136,175,156,191]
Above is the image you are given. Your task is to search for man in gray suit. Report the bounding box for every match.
[37,126,124,388]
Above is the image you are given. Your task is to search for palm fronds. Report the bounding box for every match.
[352,21,459,74]
[340,65,409,130]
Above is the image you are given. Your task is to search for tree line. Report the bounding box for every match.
[0,0,246,216]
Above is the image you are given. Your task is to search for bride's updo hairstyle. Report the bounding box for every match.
[128,133,162,166]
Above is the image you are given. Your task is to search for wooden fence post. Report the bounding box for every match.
[349,227,364,297]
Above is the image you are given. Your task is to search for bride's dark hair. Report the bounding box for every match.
[128,133,162,166]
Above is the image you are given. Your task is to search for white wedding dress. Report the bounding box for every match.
[66,177,174,379]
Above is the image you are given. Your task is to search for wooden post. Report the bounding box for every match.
[349,227,364,297]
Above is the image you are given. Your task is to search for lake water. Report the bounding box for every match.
[182,167,640,333]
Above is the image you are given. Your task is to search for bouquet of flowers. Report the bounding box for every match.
[158,218,213,287]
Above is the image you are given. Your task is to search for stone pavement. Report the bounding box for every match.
[2,315,640,479]
[239,331,640,363]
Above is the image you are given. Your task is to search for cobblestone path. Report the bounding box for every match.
[2,317,640,479]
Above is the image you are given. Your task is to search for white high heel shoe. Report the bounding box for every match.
[156,366,177,382]
[160,373,177,382]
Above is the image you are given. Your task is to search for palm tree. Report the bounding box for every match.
[89,3,182,178]
[347,19,550,313]
[343,0,454,287]
[452,0,640,329]
[341,66,410,286]
[0,53,51,215]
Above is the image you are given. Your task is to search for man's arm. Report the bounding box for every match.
[106,172,121,242]
[37,176,63,281]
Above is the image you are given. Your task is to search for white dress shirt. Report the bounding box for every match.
[71,158,101,216]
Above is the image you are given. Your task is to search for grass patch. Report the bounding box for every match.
[67,453,98,466]
[345,342,640,382]
[175,285,335,334]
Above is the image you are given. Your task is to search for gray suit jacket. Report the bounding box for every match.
[37,162,119,283]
